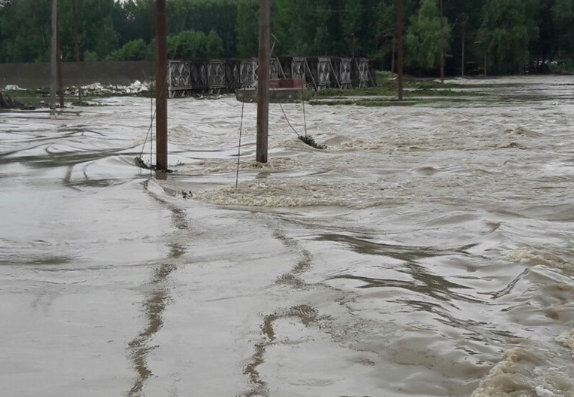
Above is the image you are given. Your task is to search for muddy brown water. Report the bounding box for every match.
[1,76,573,397]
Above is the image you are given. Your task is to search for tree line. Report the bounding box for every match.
[0,0,573,75]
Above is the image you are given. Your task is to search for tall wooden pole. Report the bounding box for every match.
[73,0,82,104]
[391,35,396,78]
[440,0,444,83]
[461,15,467,77]
[396,0,404,101]
[50,0,58,115]
[256,0,270,164]
[156,0,168,171]
[57,34,64,109]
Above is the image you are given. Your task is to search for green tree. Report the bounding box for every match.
[371,1,395,68]
[167,30,224,59]
[406,0,451,71]
[205,29,224,58]
[168,30,206,59]
[84,50,98,62]
[106,39,149,61]
[236,0,259,58]
[553,0,574,60]
[94,18,119,60]
[340,0,363,57]
[479,0,531,74]
[0,0,51,62]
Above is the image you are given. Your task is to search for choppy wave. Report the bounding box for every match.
[3,77,574,397]
[471,347,574,397]
[508,247,574,275]
[194,180,408,208]
[557,331,574,358]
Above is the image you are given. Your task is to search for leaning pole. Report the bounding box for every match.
[396,0,404,101]
[155,0,168,171]
[256,0,270,164]
[50,0,58,115]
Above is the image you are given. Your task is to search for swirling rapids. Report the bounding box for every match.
[1,77,573,397]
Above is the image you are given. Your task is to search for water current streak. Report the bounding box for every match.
[242,305,320,397]
[127,263,176,397]
[127,183,188,396]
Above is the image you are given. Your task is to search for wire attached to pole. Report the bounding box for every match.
[150,91,153,175]
[301,83,308,137]
[235,103,245,189]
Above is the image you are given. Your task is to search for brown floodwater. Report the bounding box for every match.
[1,76,573,397]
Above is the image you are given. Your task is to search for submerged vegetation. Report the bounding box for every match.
[0,90,24,109]
[298,135,327,150]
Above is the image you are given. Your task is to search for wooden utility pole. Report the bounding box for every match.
[396,0,404,101]
[256,0,270,164]
[461,14,467,77]
[155,0,168,171]
[73,0,82,104]
[391,35,396,78]
[440,0,444,83]
[57,35,64,109]
[50,0,58,115]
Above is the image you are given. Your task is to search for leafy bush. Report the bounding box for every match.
[106,39,150,61]
[84,50,98,62]
[550,60,574,75]
[167,29,224,59]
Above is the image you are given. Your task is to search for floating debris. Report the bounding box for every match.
[134,156,155,170]
[134,156,174,173]
[298,135,327,149]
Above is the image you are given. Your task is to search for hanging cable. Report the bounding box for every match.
[277,101,302,137]
[235,103,245,189]
[149,92,153,174]
[301,84,308,137]
[136,12,191,170]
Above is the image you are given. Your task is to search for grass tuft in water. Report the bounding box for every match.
[134,156,175,173]
[134,156,155,170]
[298,135,327,149]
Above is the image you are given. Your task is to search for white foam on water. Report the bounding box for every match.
[194,180,408,208]
[505,126,542,137]
[187,157,300,175]
[329,139,388,152]
[556,330,574,358]
[471,348,574,397]
[507,247,574,275]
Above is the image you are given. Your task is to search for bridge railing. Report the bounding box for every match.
[168,57,375,98]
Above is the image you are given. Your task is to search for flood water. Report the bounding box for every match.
[1,76,574,397]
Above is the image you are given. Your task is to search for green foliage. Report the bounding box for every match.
[94,18,119,60]
[205,30,224,58]
[406,0,451,71]
[84,51,98,63]
[273,0,336,56]
[480,0,531,74]
[550,60,574,74]
[553,0,574,58]
[168,31,206,59]
[340,0,363,57]
[236,0,259,58]
[0,0,572,77]
[370,2,395,67]
[106,39,149,61]
[0,0,51,62]
[166,29,224,59]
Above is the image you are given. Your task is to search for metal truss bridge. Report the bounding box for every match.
[168,57,375,98]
